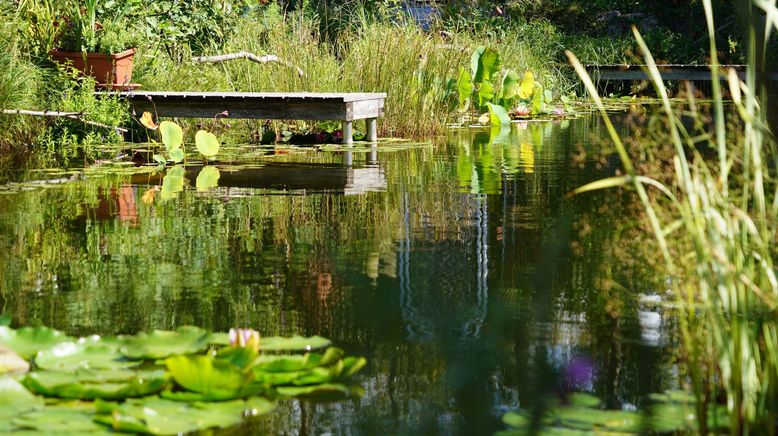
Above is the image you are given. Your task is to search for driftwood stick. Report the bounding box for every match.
[192,51,306,77]
[1,109,128,133]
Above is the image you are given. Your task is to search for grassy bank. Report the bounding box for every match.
[0,1,634,168]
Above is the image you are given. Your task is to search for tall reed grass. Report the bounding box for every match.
[568,0,777,433]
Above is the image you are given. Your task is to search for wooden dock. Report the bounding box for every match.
[104,91,387,145]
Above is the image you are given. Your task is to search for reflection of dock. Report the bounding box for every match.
[131,158,386,196]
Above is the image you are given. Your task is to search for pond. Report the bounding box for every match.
[0,117,675,434]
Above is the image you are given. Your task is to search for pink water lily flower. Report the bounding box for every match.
[552,107,565,116]
[229,328,260,352]
[513,104,531,117]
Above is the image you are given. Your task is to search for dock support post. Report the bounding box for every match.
[342,121,353,145]
[367,118,378,142]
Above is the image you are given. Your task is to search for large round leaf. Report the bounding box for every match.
[109,396,273,435]
[168,147,185,163]
[0,345,29,375]
[12,403,113,435]
[486,103,511,127]
[0,376,44,418]
[159,121,183,152]
[34,341,140,371]
[23,370,166,400]
[0,326,73,359]
[195,130,220,158]
[165,354,252,399]
[119,326,211,360]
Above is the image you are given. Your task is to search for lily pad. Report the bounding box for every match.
[0,345,29,375]
[34,340,140,371]
[0,376,45,424]
[275,383,351,397]
[159,121,183,152]
[12,402,113,434]
[209,334,331,352]
[0,326,74,359]
[119,326,211,359]
[165,354,254,400]
[195,130,220,157]
[109,396,274,435]
[23,370,167,400]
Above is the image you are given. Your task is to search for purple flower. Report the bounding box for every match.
[565,355,595,388]
[552,107,565,116]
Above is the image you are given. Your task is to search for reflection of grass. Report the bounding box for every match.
[568,1,777,433]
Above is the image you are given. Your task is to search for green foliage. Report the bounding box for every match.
[23,369,167,400]
[0,326,73,359]
[119,326,212,360]
[34,341,140,371]
[0,323,364,433]
[500,391,721,434]
[195,130,220,158]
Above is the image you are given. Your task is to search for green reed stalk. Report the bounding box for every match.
[570,1,778,433]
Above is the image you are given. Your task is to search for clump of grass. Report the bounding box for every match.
[0,9,44,166]
[568,0,777,433]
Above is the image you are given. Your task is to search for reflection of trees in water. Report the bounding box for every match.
[398,192,489,341]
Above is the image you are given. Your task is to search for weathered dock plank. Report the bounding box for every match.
[102,91,387,145]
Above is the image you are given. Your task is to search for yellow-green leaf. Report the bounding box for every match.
[159,121,183,152]
[518,71,535,99]
[195,130,220,158]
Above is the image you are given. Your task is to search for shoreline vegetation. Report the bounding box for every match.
[1,1,776,434]
[1,0,770,169]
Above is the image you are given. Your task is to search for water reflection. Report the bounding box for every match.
[0,119,674,434]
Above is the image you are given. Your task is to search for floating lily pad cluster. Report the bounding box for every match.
[0,325,366,434]
[498,391,729,435]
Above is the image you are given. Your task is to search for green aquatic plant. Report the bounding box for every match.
[0,324,366,433]
[499,391,725,434]
[456,46,555,126]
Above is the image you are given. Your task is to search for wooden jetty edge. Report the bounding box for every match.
[101,91,387,145]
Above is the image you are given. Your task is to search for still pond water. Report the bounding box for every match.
[0,118,674,434]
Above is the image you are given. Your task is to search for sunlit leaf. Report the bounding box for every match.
[12,403,112,434]
[165,354,255,400]
[0,326,74,359]
[169,147,185,163]
[0,346,29,375]
[518,71,535,99]
[159,121,183,152]
[23,369,167,400]
[486,103,511,127]
[501,70,520,100]
[457,67,473,109]
[473,47,501,83]
[140,112,158,130]
[0,376,44,420]
[119,326,211,360]
[34,340,139,371]
[195,130,220,158]
[477,80,495,108]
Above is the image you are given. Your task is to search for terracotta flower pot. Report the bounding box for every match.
[49,48,136,87]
